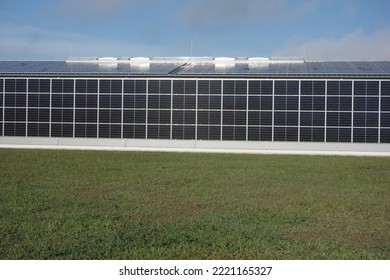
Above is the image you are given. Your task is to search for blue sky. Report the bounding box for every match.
[1,0,390,60]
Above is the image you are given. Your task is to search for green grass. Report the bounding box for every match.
[0,148,389,259]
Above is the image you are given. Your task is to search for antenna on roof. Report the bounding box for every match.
[69,42,72,58]
[191,40,193,59]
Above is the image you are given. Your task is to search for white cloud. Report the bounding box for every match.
[0,22,162,60]
[273,27,390,61]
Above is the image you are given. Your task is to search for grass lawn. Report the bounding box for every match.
[0,148,389,259]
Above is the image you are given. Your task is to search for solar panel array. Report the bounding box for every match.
[1,77,390,143]
[0,59,390,77]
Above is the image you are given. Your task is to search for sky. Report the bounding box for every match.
[0,0,390,61]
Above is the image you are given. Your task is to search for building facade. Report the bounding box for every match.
[1,58,390,154]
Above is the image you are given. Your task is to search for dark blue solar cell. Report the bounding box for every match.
[274,81,286,95]
[382,81,390,96]
[381,113,390,127]
[380,129,390,143]
[249,81,260,95]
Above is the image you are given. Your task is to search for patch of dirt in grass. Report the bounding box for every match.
[286,223,390,251]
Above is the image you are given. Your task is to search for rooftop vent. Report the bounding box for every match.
[97,57,118,62]
[130,57,150,63]
[214,57,235,68]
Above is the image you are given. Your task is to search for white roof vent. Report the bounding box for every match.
[130,57,150,62]
[97,57,118,70]
[215,57,235,68]
[248,57,269,63]
[129,57,150,71]
[214,57,235,62]
[97,57,118,61]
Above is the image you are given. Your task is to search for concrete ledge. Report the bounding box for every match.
[0,136,389,156]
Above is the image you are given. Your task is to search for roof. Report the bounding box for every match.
[1,57,390,78]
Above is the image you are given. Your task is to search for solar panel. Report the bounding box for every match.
[0,59,390,77]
